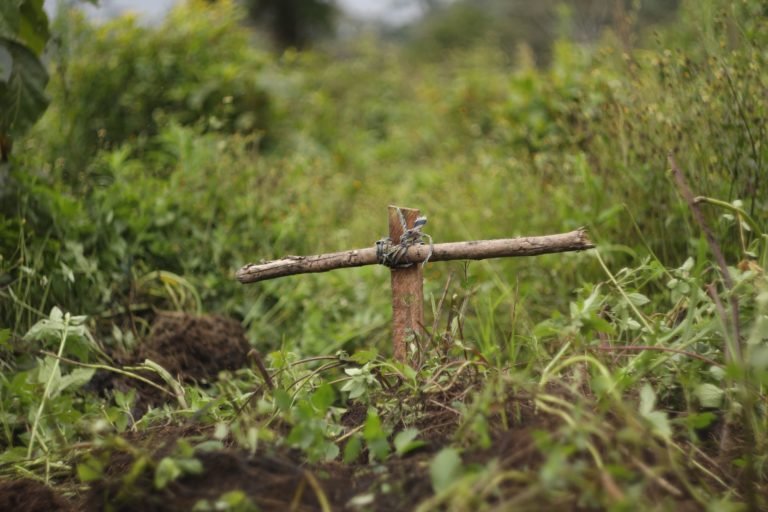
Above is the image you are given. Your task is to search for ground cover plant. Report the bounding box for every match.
[0,0,766,510]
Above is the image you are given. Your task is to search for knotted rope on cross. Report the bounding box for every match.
[375,207,433,268]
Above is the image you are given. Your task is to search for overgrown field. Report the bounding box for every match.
[1,0,766,510]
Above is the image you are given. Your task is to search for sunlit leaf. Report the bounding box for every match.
[0,1,49,54]
[17,0,49,54]
[57,367,96,395]
[429,448,463,493]
[694,383,724,408]
[747,315,768,346]
[644,410,671,438]
[347,493,375,507]
[394,428,426,456]
[638,384,656,416]
[154,457,181,489]
[174,457,203,475]
[626,292,650,306]
[349,349,377,365]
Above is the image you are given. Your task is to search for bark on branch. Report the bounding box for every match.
[237,228,594,284]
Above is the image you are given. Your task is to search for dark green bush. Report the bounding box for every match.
[39,1,272,187]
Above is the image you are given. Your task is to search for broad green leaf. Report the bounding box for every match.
[36,355,60,385]
[0,38,48,137]
[0,1,49,53]
[429,448,463,493]
[343,435,362,463]
[50,306,63,322]
[175,457,203,475]
[273,389,292,411]
[394,428,426,456]
[639,384,671,437]
[749,345,768,372]
[694,383,724,408]
[114,389,137,410]
[363,410,384,440]
[77,455,105,483]
[363,410,390,460]
[583,314,615,334]
[195,440,225,453]
[349,349,378,365]
[17,0,49,54]
[310,383,335,413]
[175,439,195,458]
[344,380,367,400]
[747,315,768,345]
[0,1,23,42]
[644,410,671,438]
[0,447,27,464]
[323,442,340,461]
[213,422,229,440]
[685,412,716,430]
[57,367,96,395]
[638,383,656,416]
[154,457,182,489]
[709,365,726,381]
[626,292,650,306]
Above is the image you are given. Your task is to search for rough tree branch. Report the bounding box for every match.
[237,228,594,284]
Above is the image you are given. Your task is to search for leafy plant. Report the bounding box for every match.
[0,0,50,159]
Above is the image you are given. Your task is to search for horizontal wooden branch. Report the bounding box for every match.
[237,229,593,284]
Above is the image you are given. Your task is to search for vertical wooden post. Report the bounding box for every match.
[388,205,424,363]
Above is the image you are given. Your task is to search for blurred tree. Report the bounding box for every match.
[244,0,337,49]
[407,0,680,64]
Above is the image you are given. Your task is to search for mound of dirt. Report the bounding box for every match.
[139,313,251,382]
[89,312,252,411]
[0,479,71,512]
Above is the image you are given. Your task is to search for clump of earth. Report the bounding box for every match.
[138,312,251,383]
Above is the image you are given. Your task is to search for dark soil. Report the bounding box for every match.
[84,448,349,512]
[139,312,250,383]
[76,423,445,512]
[90,312,252,410]
[69,383,558,512]
[0,479,72,512]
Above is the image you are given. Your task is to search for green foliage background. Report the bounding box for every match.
[4,0,764,350]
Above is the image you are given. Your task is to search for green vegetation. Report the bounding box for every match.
[0,0,766,509]
[0,0,51,161]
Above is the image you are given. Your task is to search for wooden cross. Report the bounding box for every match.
[237,205,594,363]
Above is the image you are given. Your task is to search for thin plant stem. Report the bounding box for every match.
[27,314,70,459]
